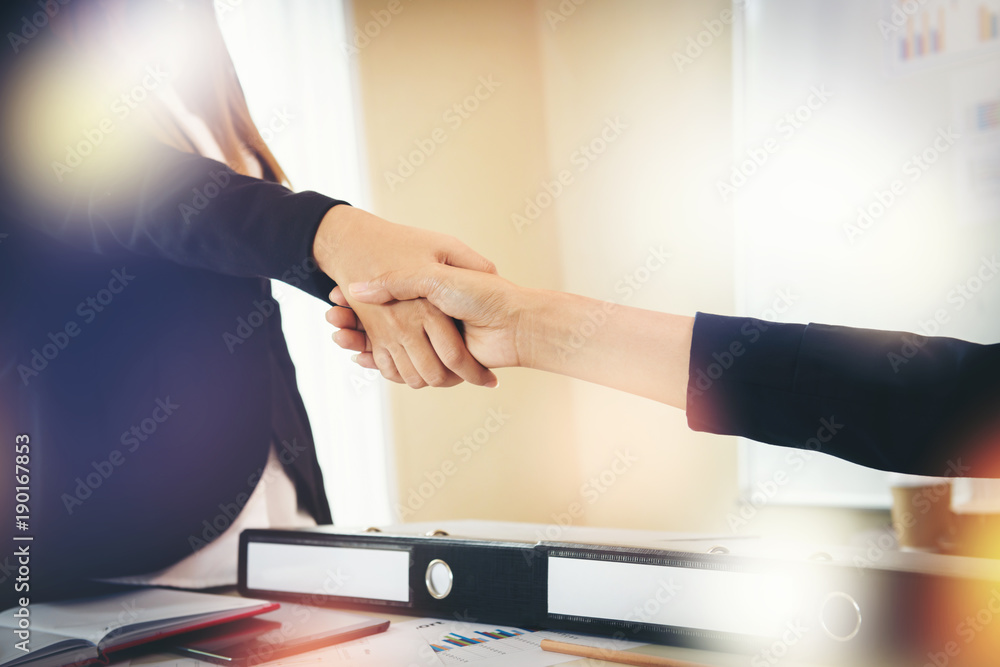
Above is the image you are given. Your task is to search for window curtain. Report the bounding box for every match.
[218,0,397,527]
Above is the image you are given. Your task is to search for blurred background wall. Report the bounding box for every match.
[340,0,1000,543]
[351,0,741,534]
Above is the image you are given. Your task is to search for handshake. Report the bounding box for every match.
[315,205,692,409]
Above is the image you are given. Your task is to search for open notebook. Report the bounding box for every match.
[0,589,277,667]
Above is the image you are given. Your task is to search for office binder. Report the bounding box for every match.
[238,520,1000,665]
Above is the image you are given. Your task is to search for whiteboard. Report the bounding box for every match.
[732,0,1000,508]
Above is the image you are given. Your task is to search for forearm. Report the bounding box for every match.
[686,313,1000,476]
[519,289,694,409]
[31,140,344,301]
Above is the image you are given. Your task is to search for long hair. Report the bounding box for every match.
[54,0,288,185]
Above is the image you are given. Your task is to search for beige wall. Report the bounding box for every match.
[351,0,878,537]
[352,0,736,533]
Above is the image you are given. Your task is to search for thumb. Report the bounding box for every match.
[441,240,498,275]
[348,267,440,304]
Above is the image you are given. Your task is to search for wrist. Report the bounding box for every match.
[513,287,572,372]
[312,204,355,282]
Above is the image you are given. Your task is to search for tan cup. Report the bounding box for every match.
[890,480,955,552]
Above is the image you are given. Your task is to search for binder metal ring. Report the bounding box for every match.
[425,559,454,599]
[820,591,862,642]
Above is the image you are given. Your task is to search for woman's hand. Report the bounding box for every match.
[327,259,695,409]
[313,205,499,388]
[326,265,527,372]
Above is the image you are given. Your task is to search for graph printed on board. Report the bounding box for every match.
[884,0,1000,72]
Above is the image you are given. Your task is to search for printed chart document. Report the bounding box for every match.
[404,619,647,667]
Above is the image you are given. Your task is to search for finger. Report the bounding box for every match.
[403,330,463,389]
[352,351,378,370]
[332,328,370,353]
[329,286,351,308]
[383,345,428,389]
[372,346,405,385]
[424,314,498,388]
[327,305,366,331]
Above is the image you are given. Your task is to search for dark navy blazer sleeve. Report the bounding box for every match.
[27,140,346,303]
[686,313,1000,477]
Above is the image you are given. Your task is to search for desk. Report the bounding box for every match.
[118,606,895,667]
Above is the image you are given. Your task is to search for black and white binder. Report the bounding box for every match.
[238,520,1000,665]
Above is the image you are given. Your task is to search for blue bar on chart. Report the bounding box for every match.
[429,628,533,652]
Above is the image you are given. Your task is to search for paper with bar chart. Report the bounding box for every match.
[407,619,645,667]
[885,0,1000,72]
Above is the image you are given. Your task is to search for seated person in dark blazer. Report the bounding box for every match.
[0,0,496,609]
[328,265,1000,479]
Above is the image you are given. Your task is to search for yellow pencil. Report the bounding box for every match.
[539,638,712,667]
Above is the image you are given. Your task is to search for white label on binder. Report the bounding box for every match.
[547,557,800,638]
[246,543,410,602]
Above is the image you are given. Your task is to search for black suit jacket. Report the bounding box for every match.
[0,136,346,604]
[686,313,1000,477]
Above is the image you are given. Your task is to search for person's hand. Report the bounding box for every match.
[325,265,526,371]
[327,261,697,409]
[313,205,498,388]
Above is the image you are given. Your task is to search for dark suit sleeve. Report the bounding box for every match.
[685,312,1000,477]
[22,140,345,303]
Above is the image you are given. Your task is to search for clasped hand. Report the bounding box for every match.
[314,206,508,388]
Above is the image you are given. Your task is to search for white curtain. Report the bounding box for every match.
[218,1,397,527]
